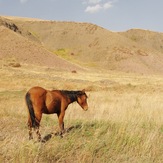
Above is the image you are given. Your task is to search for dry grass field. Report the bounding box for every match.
[1,64,163,163]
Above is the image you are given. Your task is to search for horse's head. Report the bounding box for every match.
[77,89,88,111]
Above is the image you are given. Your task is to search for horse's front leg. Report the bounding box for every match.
[57,112,65,136]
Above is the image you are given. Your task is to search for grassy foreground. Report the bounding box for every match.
[1,65,163,162]
[3,120,163,163]
[1,90,163,163]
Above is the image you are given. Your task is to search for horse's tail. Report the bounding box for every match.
[25,92,38,128]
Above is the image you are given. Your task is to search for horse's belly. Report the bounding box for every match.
[44,103,60,114]
[45,92,61,114]
[42,108,57,114]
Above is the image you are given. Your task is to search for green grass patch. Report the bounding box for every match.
[54,48,70,57]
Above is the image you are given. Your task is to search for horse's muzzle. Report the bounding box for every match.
[83,106,88,111]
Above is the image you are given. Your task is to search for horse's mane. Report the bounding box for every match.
[61,90,83,102]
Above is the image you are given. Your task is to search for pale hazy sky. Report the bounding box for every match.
[0,0,162,32]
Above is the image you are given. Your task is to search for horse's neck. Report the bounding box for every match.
[68,93,78,104]
[61,91,78,104]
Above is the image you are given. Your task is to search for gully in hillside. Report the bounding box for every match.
[25,86,88,141]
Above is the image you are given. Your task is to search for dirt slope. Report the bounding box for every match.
[0,18,83,71]
[0,16,163,74]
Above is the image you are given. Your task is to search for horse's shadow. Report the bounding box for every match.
[41,124,82,143]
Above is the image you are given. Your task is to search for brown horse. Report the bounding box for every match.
[25,86,88,141]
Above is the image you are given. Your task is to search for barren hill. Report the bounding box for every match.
[0,16,163,74]
[0,17,84,71]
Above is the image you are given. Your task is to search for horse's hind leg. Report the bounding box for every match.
[35,126,41,142]
[28,118,33,140]
[34,112,42,142]
[28,126,33,140]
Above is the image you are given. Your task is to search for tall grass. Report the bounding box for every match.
[1,89,163,163]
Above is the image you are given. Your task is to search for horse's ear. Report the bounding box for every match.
[82,89,85,93]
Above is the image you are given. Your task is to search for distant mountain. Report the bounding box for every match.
[0,16,163,74]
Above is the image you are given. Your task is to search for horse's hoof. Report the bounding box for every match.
[29,137,33,140]
[41,139,46,143]
[38,139,42,142]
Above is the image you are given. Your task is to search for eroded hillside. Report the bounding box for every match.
[0,16,163,74]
